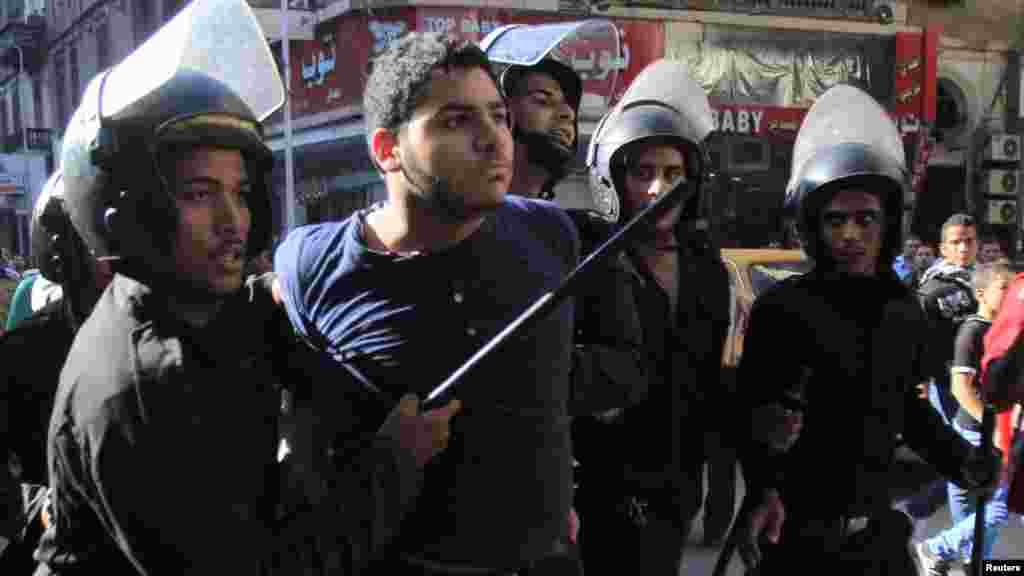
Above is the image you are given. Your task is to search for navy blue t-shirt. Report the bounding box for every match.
[275,196,579,568]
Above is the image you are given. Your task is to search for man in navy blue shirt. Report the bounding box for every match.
[275,32,579,574]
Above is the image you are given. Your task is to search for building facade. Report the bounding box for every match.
[0,0,192,257]
[263,0,951,250]
[1,0,1019,256]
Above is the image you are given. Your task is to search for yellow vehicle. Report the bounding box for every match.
[720,249,810,369]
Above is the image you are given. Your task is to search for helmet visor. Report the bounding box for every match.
[101,0,285,123]
[482,20,621,110]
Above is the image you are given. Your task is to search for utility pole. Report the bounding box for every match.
[281,0,295,232]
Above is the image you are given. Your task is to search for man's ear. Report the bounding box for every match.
[371,128,401,173]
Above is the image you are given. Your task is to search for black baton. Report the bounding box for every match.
[424,179,691,408]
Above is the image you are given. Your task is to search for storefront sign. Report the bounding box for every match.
[894,32,931,133]
[710,105,807,138]
[893,30,938,176]
[284,9,665,121]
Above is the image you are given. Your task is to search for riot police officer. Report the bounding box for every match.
[0,171,112,573]
[31,2,298,572]
[483,22,650,419]
[735,84,998,575]
[492,50,580,200]
[34,5,460,574]
[572,59,731,574]
[482,24,651,573]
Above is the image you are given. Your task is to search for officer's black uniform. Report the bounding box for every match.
[0,300,75,573]
[571,60,729,575]
[737,85,993,575]
[35,275,284,574]
[565,209,651,415]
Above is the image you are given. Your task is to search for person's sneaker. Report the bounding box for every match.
[914,541,950,576]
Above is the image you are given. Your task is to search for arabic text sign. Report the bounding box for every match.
[894,32,926,121]
[283,9,666,122]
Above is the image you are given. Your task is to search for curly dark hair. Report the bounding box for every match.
[363,32,495,143]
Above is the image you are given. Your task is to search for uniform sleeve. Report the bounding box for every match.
[700,255,732,402]
[734,293,802,492]
[57,373,268,574]
[35,388,144,575]
[564,211,650,415]
[568,267,651,414]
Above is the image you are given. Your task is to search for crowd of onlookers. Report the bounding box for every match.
[895,233,1012,289]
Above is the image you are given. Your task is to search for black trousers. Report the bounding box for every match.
[575,465,701,575]
[755,507,917,576]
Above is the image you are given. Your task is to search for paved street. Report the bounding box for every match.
[678,473,1024,575]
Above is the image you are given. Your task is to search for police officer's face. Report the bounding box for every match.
[820,189,883,276]
[509,72,576,149]
[171,147,251,296]
[622,144,687,233]
[940,225,977,268]
[385,66,514,217]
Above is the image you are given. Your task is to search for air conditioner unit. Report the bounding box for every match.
[988,199,1018,225]
[985,134,1021,163]
[985,169,1020,197]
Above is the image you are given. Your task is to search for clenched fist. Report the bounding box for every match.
[379,394,462,468]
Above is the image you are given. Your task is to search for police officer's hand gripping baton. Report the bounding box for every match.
[424,179,688,407]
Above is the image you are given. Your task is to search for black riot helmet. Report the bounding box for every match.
[60,0,285,281]
[482,21,618,199]
[30,171,75,284]
[29,170,111,327]
[784,84,907,270]
[586,59,714,225]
